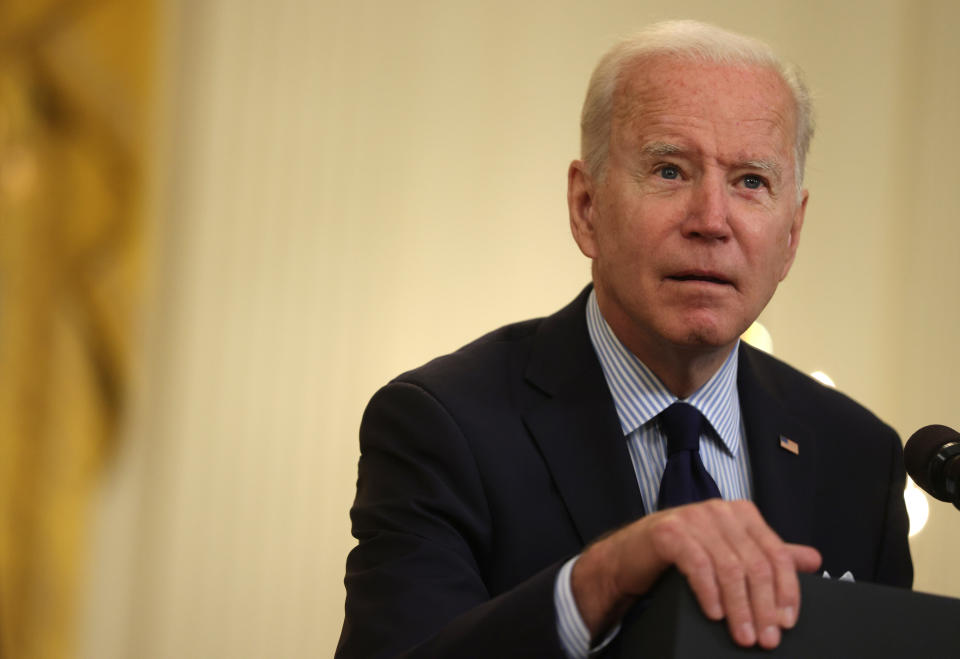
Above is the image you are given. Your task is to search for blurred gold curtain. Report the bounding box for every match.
[0,1,154,657]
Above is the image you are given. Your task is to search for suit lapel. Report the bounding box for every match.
[520,291,818,547]
[738,346,817,546]
[522,288,645,546]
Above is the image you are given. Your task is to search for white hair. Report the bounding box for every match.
[580,20,814,196]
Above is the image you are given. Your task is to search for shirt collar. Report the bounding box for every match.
[585,288,742,456]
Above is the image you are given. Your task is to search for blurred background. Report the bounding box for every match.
[0,0,957,657]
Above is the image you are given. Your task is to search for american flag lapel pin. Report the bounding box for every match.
[779,435,799,455]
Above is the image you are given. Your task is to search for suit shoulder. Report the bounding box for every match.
[741,344,895,437]
[386,316,544,397]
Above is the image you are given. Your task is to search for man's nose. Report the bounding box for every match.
[682,175,731,241]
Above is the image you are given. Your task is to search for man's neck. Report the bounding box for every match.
[596,302,737,399]
[637,342,735,399]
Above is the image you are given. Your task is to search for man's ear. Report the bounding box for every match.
[779,189,808,281]
[568,160,600,258]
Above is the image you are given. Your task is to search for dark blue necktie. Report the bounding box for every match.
[656,402,722,510]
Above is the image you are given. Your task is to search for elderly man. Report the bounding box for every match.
[337,20,912,658]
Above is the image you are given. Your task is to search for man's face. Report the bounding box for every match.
[569,56,807,359]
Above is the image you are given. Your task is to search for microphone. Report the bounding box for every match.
[904,425,960,511]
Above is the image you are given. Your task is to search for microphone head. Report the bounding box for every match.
[905,424,960,501]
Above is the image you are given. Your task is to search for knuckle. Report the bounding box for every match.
[747,557,774,583]
[732,499,761,521]
[676,503,704,524]
[708,498,731,517]
[769,546,793,569]
[649,515,685,556]
[685,551,712,575]
[716,560,745,585]
[714,551,738,570]
[651,514,681,541]
[729,499,749,512]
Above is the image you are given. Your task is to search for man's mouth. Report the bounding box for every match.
[666,271,735,287]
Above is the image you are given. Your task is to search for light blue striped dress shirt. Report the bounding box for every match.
[555,289,754,657]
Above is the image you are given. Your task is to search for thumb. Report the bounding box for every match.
[786,543,822,573]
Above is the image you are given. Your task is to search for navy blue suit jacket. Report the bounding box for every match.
[337,287,912,658]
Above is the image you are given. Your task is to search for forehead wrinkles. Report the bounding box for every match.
[611,58,798,157]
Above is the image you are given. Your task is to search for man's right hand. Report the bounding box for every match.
[570,499,822,649]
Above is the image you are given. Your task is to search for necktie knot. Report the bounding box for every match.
[660,402,704,454]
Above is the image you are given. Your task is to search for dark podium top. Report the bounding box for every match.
[618,570,960,658]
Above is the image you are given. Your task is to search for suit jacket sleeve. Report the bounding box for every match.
[335,380,567,658]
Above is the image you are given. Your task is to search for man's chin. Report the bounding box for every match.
[666,321,742,352]
[677,331,732,349]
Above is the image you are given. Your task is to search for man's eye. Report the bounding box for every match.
[659,165,680,180]
[743,174,766,189]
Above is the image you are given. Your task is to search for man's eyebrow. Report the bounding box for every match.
[640,142,684,157]
[743,159,783,180]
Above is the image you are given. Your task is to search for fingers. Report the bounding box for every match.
[741,511,796,646]
[646,500,817,650]
[787,543,823,573]
[776,543,822,630]
[704,502,778,648]
[675,540,724,621]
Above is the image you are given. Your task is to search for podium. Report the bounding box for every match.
[618,570,960,657]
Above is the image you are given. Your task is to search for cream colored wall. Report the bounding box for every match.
[81,1,960,657]
[889,2,960,597]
